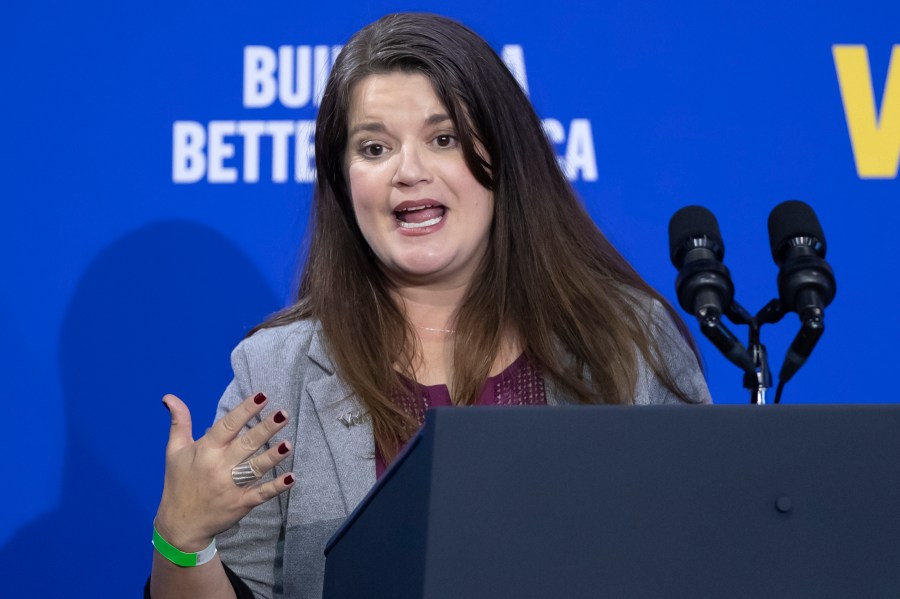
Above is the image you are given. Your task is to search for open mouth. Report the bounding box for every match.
[394,204,446,229]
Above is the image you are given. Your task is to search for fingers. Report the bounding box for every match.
[245,471,296,506]
[226,409,290,464]
[162,394,194,454]
[206,392,270,447]
[241,441,293,485]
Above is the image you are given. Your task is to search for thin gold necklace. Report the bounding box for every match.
[416,325,456,334]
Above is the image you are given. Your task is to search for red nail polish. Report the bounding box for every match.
[274,411,286,424]
[254,393,267,405]
[284,474,295,485]
[278,443,289,455]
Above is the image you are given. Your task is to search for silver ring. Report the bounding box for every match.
[231,460,262,487]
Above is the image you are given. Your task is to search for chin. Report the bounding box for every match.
[390,253,451,273]
[389,260,457,281]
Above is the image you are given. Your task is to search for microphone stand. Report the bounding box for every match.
[692,298,772,405]
[701,296,823,405]
[698,298,781,405]
[732,299,783,404]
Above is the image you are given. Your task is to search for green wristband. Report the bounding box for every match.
[152,525,217,567]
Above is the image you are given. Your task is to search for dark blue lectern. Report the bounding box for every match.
[323,406,900,598]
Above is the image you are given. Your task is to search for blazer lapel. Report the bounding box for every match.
[305,330,376,513]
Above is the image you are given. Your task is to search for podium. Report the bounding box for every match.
[323,405,900,598]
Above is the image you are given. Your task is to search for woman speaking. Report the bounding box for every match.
[149,12,710,599]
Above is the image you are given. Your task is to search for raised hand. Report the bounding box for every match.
[154,392,295,552]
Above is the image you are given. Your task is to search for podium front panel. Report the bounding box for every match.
[324,405,900,598]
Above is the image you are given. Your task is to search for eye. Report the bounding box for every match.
[433,134,458,149]
[360,142,386,158]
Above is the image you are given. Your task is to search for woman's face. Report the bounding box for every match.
[345,72,493,288]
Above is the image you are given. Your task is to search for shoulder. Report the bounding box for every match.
[619,288,689,354]
[226,319,334,404]
[238,320,321,353]
[624,290,712,405]
[233,319,322,363]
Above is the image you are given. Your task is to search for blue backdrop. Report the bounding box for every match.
[5,1,898,595]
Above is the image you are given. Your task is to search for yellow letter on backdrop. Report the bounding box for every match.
[833,44,900,179]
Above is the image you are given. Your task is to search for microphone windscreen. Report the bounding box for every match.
[767,200,827,261]
[668,205,724,268]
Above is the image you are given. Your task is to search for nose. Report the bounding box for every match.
[391,145,431,187]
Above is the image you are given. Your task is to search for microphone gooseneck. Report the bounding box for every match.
[767,200,836,401]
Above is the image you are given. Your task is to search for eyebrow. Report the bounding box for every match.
[347,113,453,138]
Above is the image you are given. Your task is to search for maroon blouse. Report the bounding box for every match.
[375,353,547,478]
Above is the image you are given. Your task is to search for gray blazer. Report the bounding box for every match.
[215,306,711,599]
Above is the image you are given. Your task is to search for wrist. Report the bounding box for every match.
[154,508,216,552]
[152,522,218,567]
[153,515,215,553]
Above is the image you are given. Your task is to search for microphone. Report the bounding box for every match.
[768,200,836,320]
[669,206,754,373]
[767,200,836,394]
[669,206,732,320]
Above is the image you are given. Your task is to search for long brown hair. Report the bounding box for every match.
[258,13,703,461]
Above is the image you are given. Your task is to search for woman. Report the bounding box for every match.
[149,12,711,599]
